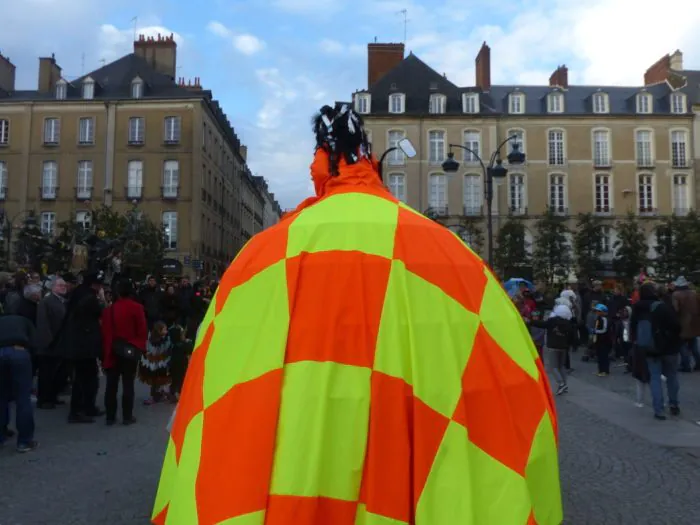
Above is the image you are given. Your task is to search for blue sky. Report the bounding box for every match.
[2,0,700,208]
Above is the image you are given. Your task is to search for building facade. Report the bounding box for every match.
[0,34,267,276]
[253,175,282,230]
[353,43,698,265]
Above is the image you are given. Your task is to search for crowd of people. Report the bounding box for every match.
[515,274,700,421]
[0,270,216,453]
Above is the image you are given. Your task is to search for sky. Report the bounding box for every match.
[2,0,700,209]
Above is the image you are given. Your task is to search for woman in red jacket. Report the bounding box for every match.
[101,278,148,426]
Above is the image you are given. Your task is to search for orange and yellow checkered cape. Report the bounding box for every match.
[152,152,563,525]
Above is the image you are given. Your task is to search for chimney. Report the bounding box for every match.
[38,54,61,93]
[239,144,247,161]
[475,42,491,91]
[670,49,683,71]
[644,53,671,85]
[367,42,405,87]
[0,52,16,93]
[134,33,177,81]
[549,65,568,88]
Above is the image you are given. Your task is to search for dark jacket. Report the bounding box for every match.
[61,285,103,360]
[35,293,67,356]
[0,314,35,349]
[630,297,681,356]
[671,287,700,339]
[530,316,577,351]
[139,286,163,322]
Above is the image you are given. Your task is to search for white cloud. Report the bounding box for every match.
[319,39,363,56]
[207,21,265,55]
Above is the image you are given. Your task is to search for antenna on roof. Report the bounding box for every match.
[131,16,138,42]
[397,9,409,44]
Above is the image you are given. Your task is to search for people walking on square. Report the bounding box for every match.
[670,276,700,372]
[529,304,577,395]
[593,304,611,376]
[140,321,172,404]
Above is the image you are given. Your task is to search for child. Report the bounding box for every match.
[529,310,546,360]
[593,304,611,376]
[529,305,577,395]
[168,322,193,401]
[139,321,172,404]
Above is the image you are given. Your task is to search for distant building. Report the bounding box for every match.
[253,176,282,229]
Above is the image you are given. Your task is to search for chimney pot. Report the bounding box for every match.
[475,42,491,91]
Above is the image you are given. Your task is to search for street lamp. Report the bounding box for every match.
[441,136,526,268]
[377,137,417,182]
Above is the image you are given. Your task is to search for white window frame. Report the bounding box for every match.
[670,129,689,168]
[600,226,613,256]
[354,93,371,114]
[40,212,56,236]
[127,160,143,199]
[82,78,95,100]
[0,119,8,145]
[128,117,145,144]
[389,93,405,114]
[163,160,179,197]
[462,129,481,164]
[55,80,67,100]
[592,128,611,167]
[429,93,446,114]
[163,211,178,250]
[131,78,143,99]
[594,173,613,214]
[76,160,93,199]
[463,173,482,215]
[636,93,652,114]
[635,128,654,167]
[164,116,181,143]
[670,93,686,114]
[507,128,526,155]
[547,128,566,166]
[387,172,406,202]
[592,92,609,114]
[548,173,567,214]
[547,92,564,113]
[43,117,60,144]
[75,210,92,231]
[387,129,406,166]
[638,173,655,213]
[428,129,446,165]
[509,173,527,215]
[509,93,524,114]
[0,160,7,200]
[78,117,95,145]
[672,174,690,215]
[41,161,58,199]
[428,172,448,213]
[462,93,479,114]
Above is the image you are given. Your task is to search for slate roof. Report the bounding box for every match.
[361,53,700,117]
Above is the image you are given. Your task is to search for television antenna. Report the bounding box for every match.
[397,9,409,43]
[131,16,138,42]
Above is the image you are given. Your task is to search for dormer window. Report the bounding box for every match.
[547,92,564,113]
[592,92,609,114]
[670,93,686,114]
[462,93,479,114]
[509,93,525,114]
[131,78,143,99]
[354,93,370,114]
[636,92,652,114]
[429,94,446,114]
[55,80,67,100]
[82,77,95,100]
[389,93,405,114]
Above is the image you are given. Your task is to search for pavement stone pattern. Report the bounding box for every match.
[2,383,700,524]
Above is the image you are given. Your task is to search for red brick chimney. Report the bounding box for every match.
[475,42,491,91]
[644,50,683,85]
[0,52,16,93]
[549,65,569,88]
[134,33,177,81]
[367,43,405,87]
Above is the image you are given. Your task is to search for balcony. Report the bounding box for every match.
[594,206,614,216]
[547,156,567,167]
[126,185,143,200]
[463,205,482,216]
[672,158,691,169]
[40,186,58,200]
[425,206,448,218]
[75,186,93,201]
[636,157,655,168]
[509,206,528,216]
[638,207,658,217]
[551,205,569,216]
[161,185,179,199]
[593,158,612,169]
[128,136,144,146]
[673,207,691,217]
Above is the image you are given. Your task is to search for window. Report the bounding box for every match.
[43,118,60,144]
[635,130,653,166]
[670,93,686,114]
[463,174,481,215]
[0,119,8,145]
[509,93,524,114]
[462,93,479,114]
[76,160,93,199]
[547,129,565,165]
[594,174,611,214]
[638,174,654,212]
[428,173,447,212]
[131,79,143,99]
[127,160,143,199]
[549,174,567,213]
[128,117,145,144]
[0,161,6,200]
[76,210,92,231]
[42,161,58,199]
[462,130,480,163]
[163,211,178,250]
[163,160,179,198]
[508,129,525,155]
[164,116,181,143]
[673,174,689,215]
[429,94,446,114]
[428,130,445,165]
[78,117,95,145]
[547,92,564,113]
[389,93,405,114]
[509,174,526,214]
[671,130,688,168]
[592,92,609,114]
[600,226,612,255]
[388,173,406,202]
[355,93,370,114]
[387,130,406,166]
[593,129,611,166]
[82,78,94,100]
[40,212,56,236]
[55,80,67,100]
[636,93,652,114]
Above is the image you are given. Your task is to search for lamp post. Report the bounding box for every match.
[441,136,526,268]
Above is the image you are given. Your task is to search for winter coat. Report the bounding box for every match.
[671,287,700,339]
[35,293,66,356]
[101,297,148,369]
[60,285,103,360]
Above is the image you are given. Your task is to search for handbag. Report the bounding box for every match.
[111,302,141,361]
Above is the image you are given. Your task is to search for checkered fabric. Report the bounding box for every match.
[152,191,563,525]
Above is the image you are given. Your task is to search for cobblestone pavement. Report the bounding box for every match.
[2,383,700,524]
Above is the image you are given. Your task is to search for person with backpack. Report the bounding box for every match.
[528,304,577,395]
[630,282,682,420]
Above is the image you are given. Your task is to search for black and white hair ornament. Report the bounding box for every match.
[312,104,372,176]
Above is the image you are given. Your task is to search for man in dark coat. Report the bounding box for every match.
[35,277,68,408]
[139,275,163,329]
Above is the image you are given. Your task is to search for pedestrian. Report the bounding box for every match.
[35,277,68,409]
[592,303,611,376]
[167,321,192,400]
[529,304,577,395]
[140,321,173,404]
[671,276,700,372]
[529,309,545,360]
[139,275,163,329]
